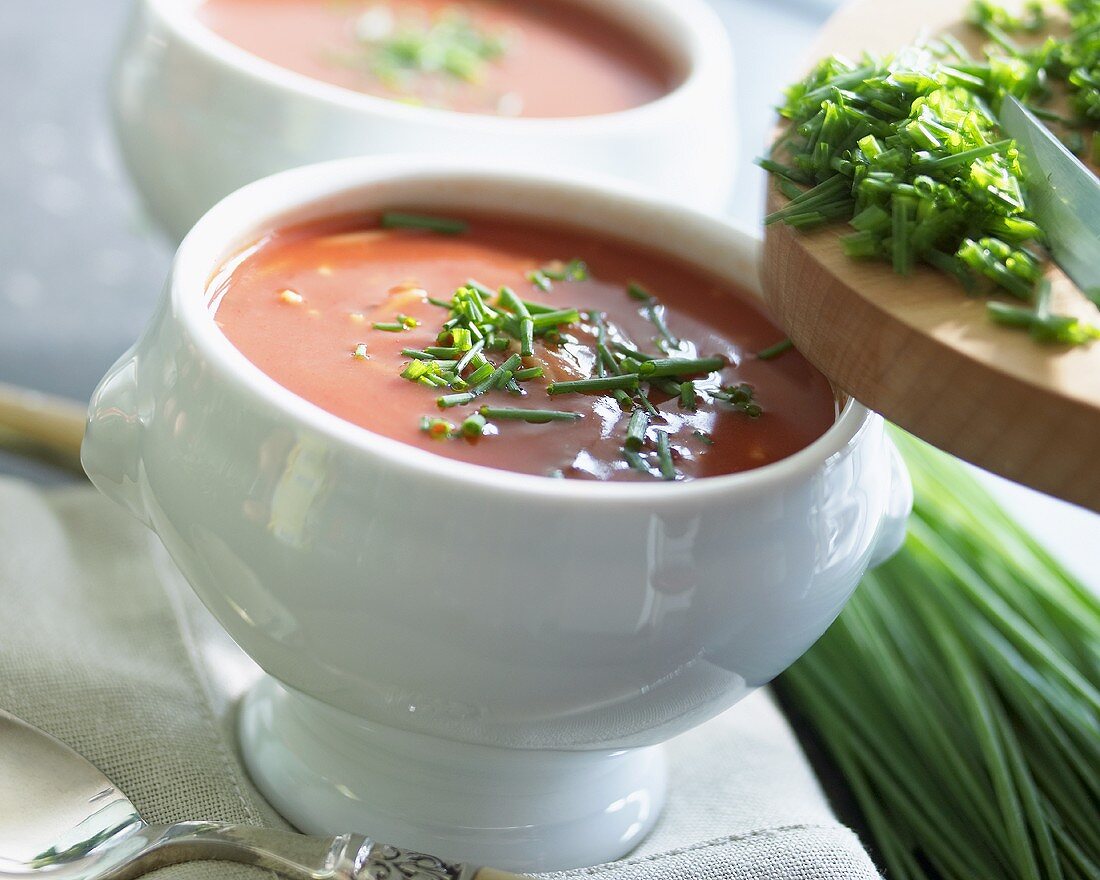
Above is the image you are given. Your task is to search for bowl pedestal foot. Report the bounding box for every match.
[238,676,667,873]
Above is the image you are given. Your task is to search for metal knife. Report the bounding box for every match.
[999,95,1100,303]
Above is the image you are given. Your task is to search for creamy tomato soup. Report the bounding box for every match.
[210,213,836,481]
[196,0,675,117]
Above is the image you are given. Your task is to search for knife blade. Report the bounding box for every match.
[998,95,1100,304]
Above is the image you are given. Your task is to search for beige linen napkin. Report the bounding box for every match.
[0,477,880,880]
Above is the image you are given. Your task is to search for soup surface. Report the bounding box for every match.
[196,0,675,117]
[210,213,837,481]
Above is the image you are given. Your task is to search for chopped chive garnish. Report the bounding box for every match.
[613,389,633,410]
[474,353,522,394]
[518,298,559,315]
[357,9,508,89]
[693,429,714,445]
[680,381,698,410]
[401,360,432,381]
[637,390,660,417]
[437,392,477,409]
[498,286,530,317]
[655,431,677,481]
[757,338,794,360]
[466,362,494,385]
[713,382,763,417]
[530,308,582,330]
[450,328,473,350]
[527,270,552,293]
[611,342,656,361]
[526,258,588,292]
[518,317,535,357]
[478,406,582,423]
[637,356,726,378]
[374,314,418,332]
[627,282,680,349]
[498,286,536,356]
[547,374,640,395]
[623,448,650,472]
[394,266,773,477]
[464,279,497,304]
[455,338,486,374]
[380,212,469,235]
[625,408,648,451]
[419,417,455,439]
[461,413,487,438]
[597,344,620,376]
[626,282,653,303]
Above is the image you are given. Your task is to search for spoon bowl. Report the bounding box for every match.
[0,708,508,880]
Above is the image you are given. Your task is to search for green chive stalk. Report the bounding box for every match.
[380,212,469,235]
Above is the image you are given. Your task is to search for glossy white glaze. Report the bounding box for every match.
[82,160,911,870]
[240,677,667,872]
[111,0,736,240]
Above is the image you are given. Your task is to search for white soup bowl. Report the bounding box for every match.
[111,0,736,240]
[81,159,911,872]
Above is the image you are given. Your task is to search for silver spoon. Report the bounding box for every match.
[0,709,516,880]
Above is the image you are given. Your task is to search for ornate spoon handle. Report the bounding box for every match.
[83,822,520,880]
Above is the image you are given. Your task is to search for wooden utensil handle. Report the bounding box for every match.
[0,381,86,464]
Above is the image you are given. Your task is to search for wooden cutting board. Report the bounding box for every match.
[761,0,1100,513]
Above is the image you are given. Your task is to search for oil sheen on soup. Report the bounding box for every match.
[196,0,675,117]
[210,212,837,482]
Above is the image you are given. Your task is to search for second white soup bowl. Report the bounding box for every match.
[112,0,736,240]
[81,159,911,872]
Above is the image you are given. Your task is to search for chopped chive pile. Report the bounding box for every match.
[383,253,769,480]
[351,6,509,86]
[760,0,1100,344]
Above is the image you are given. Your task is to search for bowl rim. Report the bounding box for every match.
[172,157,873,503]
[143,0,732,129]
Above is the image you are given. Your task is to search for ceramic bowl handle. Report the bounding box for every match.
[868,434,913,567]
[81,352,149,526]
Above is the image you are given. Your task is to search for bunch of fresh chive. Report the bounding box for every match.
[779,431,1100,880]
[761,0,1100,344]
